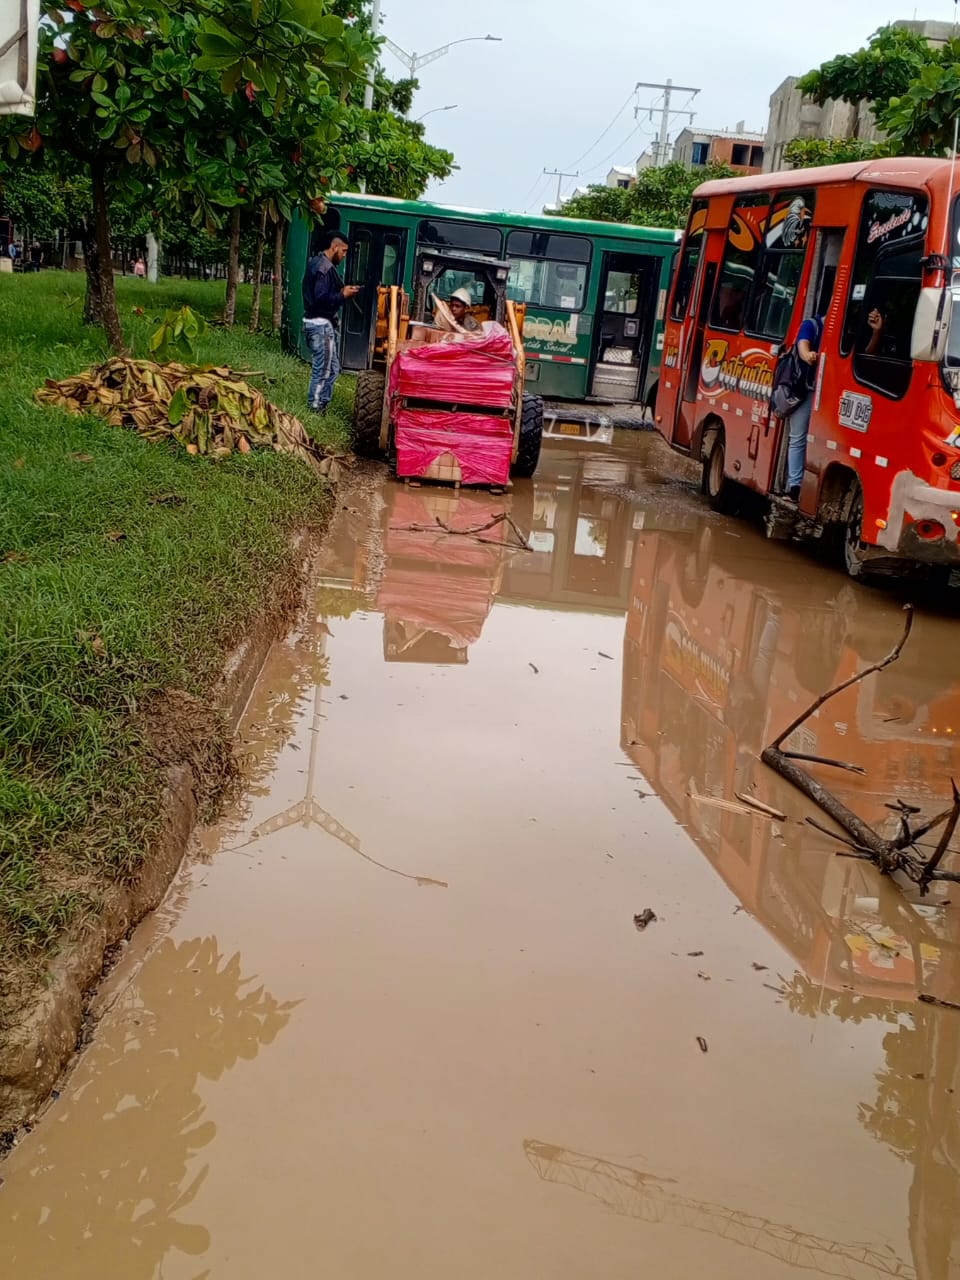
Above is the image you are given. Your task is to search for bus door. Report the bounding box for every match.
[341,224,406,370]
[674,259,718,450]
[589,253,659,402]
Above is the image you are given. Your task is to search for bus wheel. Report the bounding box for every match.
[702,434,733,513]
[351,370,386,458]
[842,482,866,579]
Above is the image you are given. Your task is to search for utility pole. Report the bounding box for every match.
[636,78,700,167]
[543,168,579,209]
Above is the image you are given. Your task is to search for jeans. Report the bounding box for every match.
[787,393,813,491]
[304,319,340,411]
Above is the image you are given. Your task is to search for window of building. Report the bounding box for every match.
[750,146,764,167]
[746,190,815,341]
[691,141,710,166]
[617,178,631,190]
[731,143,750,167]
[710,193,770,332]
[842,189,929,400]
[418,219,502,256]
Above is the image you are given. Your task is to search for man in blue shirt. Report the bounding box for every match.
[786,314,824,503]
[301,230,360,414]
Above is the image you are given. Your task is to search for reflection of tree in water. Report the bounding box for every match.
[858,1020,925,1163]
[780,973,902,1027]
[4,935,298,1279]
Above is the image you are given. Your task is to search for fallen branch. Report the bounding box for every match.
[734,792,786,821]
[393,510,529,550]
[782,751,866,776]
[761,605,960,891]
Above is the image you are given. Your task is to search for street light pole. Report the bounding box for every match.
[383,34,502,75]
[362,0,382,113]
[416,104,457,123]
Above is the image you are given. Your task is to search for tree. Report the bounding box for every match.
[558,161,736,229]
[782,137,890,169]
[798,23,960,156]
[0,0,371,351]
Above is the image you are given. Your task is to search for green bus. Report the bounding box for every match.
[284,193,681,407]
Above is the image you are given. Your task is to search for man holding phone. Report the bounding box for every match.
[302,230,361,414]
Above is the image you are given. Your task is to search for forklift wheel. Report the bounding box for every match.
[351,370,386,458]
[512,393,543,479]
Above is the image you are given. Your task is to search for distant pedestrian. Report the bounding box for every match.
[7,241,17,262]
[133,256,146,278]
[28,241,42,271]
[301,230,360,415]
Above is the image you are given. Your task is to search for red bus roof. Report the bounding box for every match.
[694,156,953,199]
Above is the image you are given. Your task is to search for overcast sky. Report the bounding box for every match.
[379,0,956,212]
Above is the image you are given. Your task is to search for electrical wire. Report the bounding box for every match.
[579,121,653,179]
[563,87,638,171]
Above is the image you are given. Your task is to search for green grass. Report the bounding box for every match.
[0,271,350,977]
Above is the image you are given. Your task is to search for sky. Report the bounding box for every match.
[377,0,960,212]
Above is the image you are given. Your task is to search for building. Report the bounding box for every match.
[672,123,765,173]
[763,17,950,173]
[605,165,636,190]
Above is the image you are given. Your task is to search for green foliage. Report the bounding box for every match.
[149,305,209,361]
[797,23,960,156]
[558,161,737,229]
[0,271,349,966]
[783,137,891,169]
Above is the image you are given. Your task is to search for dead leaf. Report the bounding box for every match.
[688,950,704,957]
[2,550,28,564]
[104,530,126,543]
[13,457,25,469]
[147,493,185,507]
[751,962,768,972]
[633,909,657,931]
[696,1036,709,1054]
[70,452,94,463]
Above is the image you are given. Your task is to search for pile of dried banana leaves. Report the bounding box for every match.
[35,358,342,478]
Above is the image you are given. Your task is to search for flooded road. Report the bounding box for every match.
[4,431,960,1278]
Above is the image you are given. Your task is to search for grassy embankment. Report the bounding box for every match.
[0,271,351,997]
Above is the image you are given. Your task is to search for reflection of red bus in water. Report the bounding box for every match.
[621,520,960,1001]
[656,160,960,578]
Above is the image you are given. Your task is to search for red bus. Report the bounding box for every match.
[655,158,960,578]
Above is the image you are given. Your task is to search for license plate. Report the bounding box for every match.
[558,422,583,436]
[839,391,873,432]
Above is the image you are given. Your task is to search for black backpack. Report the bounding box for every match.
[771,317,822,418]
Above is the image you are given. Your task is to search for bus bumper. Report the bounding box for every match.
[881,471,960,563]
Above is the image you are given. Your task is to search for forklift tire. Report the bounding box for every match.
[512,393,544,479]
[351,370,386,458]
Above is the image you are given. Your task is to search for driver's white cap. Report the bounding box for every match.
[449,288,473,307]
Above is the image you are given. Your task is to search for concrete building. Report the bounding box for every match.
[605,165,636,190]
[763,17,949,172]
[672,124,765,173]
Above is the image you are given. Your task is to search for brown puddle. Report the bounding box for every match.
[3,433,960,1278]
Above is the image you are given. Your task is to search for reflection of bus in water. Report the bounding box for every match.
[621,520,960,1002]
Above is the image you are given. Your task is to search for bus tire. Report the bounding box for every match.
[351,371,386,458]
[512,394,544,479]
[644,379,659,421]
[702,432,734,513]
[842,480,867,579]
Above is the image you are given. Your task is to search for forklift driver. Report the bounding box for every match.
[448,287,481,332]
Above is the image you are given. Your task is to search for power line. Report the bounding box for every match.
[579,122,650,178]
[519,170,549,211]
[543,167,580,209]
[564,88,638,171]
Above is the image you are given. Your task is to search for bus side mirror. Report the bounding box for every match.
[911,285,953,362]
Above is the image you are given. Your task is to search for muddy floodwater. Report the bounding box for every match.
[5,431,960,1278]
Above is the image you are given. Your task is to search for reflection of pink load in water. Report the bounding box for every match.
[379,487,514,663]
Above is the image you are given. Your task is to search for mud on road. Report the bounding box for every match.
[3,430,960,1279]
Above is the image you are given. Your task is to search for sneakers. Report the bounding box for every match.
[788,485,801,503]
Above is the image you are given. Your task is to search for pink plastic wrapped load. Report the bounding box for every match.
[394,409,513,486]
[387,489,509,567]
[390,328,516,407]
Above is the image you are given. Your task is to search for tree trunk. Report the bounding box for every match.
[146,231,160,283]
[88,161,125,351]
[249,205,268,333]
[81,220,103,325]
[223,207,242,326]
[271,217,286,332]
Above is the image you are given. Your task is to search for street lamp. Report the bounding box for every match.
[383,34,502,75]
[416,104,458,123]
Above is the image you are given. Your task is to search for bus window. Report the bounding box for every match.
[843,189,928,399]
[507,231,590,263]
[670,201,706,321]
[746,191,815,342]
[710,193,770,333]
[604,270,640,313]
[508,258,586,310]
[418,219,503,256]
